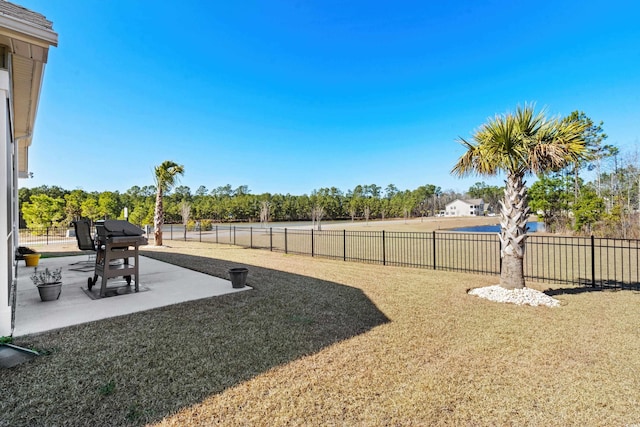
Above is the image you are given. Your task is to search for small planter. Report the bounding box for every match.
[23,253,41,267]
[36,282,62,301]
[31,267,63,301]
[228,267,248,288]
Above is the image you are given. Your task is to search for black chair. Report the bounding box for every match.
[72,220,96,263]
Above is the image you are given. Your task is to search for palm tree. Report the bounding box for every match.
[452,105,588,289]
[153,160,185,246]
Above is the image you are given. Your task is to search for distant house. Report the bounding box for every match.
[444,199,485,217]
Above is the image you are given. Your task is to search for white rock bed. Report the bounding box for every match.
[468,285,560,307]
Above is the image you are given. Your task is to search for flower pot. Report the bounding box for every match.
[24,253,41,267]
[228,267,248,288]
[37,282,62,301]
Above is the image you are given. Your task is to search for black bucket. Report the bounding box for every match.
[228,267,248,288]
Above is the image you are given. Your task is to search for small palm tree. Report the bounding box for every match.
[452,105,588,289]
[153,160,185,246]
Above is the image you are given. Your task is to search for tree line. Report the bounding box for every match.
[19,153,639,240]
[19,182,497,229]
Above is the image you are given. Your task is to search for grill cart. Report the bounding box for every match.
[89,220,148,298]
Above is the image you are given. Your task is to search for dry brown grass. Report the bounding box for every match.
[3,240,640,426]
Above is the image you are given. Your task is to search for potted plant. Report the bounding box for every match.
[31,267,63,301]
[16,246,40,267]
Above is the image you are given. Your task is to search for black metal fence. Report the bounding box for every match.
[19,224,640,289]
[17,226,77,246]
[160,224,640,290]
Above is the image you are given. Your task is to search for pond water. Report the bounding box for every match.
[453,222,544,233]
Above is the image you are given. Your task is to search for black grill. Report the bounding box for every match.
[90,220,148,297]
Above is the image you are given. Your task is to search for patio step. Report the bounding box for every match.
[0,344,38,368]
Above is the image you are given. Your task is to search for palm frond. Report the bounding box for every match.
[453,104,589,184]
[154,160,186,192]
[452,137,500,177]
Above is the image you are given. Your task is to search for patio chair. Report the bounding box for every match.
[72,220,96,264]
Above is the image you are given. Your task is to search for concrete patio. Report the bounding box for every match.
[12,254,251,337]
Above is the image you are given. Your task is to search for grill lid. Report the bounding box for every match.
[96,220,144,237]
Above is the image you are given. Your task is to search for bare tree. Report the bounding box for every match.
[180,200,191,241]
[312,205,325,230]
[260,201,271,228]
[349,206,357,222]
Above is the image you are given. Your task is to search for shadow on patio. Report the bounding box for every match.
[2,249,390,426]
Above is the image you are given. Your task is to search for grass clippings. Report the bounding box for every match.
[2,240,640,426]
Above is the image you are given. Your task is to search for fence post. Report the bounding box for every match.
[382,230,386,266]
[591,235,596,287]
[311,229,314,257]
[270,227,273,251]
[250,227,253,248]
[432,231,436,270]
[46,227,50,245]
[285,228,288,254]
[233,226,236,246]
[215,225,219,244]
[199,224,202,242]
[499,238,503,273]
[343,229,346,261]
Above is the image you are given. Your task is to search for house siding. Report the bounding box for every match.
[445,199,485,217]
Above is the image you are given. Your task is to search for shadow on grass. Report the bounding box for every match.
[2,250,389,427]
[544,278,640,296]
[544,286,605,296]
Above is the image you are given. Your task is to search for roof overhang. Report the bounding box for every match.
[0,3,57,177]
[0,12,57,47]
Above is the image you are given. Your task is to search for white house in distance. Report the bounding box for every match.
[0,1,57,336]
[444,198,485,217]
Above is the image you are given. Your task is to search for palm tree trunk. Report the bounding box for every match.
[498,172,530,289]
[154,188,163,246]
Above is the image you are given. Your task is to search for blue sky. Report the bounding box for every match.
[18,0,640,196]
